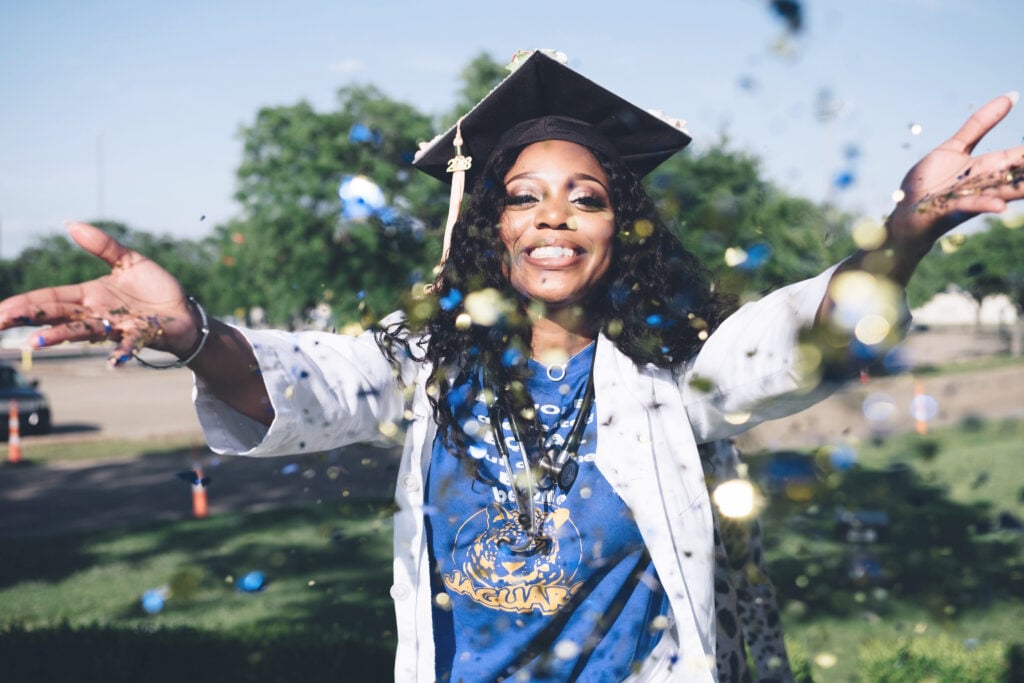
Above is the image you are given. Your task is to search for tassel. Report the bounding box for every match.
[440,118,472,267]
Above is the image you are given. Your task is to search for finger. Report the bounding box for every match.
[942,92,1018,155]
[66,221,133,269]
[107,334,143,369]
[0,284,90,329]
[34,318,117,348]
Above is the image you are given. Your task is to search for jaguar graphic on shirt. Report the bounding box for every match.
[443,501,585,615]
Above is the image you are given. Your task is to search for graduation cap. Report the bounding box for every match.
[412,49,692,264]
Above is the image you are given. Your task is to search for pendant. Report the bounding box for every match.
[546,363,567,382]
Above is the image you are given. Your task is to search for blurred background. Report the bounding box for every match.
[1,1,1022,681]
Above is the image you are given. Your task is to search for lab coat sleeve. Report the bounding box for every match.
[192,324,411,457]
[680,263,887,442]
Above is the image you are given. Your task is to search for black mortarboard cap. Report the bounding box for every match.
[412,50,692,188]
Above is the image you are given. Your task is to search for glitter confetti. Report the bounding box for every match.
[237,571,266,592]
[832,169,856,190]
[712,479,758,519]
[862,392,897,425]
[348,122,382,145]
[463,288,513,327]
[851,218,887,250]
[939,233,968,253]
[338,174,387,222]
[141,586,169,613]
[554,640,582,660]
[909,391,938,422]
[814,652,838,669]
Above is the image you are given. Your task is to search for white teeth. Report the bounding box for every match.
[529,246,575,259]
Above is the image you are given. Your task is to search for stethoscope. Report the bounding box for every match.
[486,351,595,553]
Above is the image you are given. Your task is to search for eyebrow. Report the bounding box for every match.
[504,172,609,192]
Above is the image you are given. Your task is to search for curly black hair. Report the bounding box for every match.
[378,143,735,455]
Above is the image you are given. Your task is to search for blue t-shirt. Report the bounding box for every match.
[425,343,668,682]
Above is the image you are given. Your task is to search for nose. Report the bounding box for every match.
[535,195,570,230]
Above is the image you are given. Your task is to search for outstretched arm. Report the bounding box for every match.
[824,92,1023,304]
[0,222,273,425]
[815,90,1024,339]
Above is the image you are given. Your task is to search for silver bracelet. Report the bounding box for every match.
[134,297,210,370]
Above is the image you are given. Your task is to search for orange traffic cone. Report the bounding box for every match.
[913,380,928,435]
[192,466,209,518]
[7,400,22,464]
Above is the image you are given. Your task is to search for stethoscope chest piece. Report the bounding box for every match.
[556,458,579,492]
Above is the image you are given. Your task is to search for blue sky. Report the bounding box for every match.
[1,0,1021,258]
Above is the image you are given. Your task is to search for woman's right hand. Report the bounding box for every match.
[0,221,202,367]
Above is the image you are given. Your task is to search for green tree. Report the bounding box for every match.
[223,86,445,325]
[909,219,1024,353]
[646,143,854,298]
[13,221,215,300]
[447,52,507,123]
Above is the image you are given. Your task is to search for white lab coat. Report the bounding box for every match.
[194,265,851,682]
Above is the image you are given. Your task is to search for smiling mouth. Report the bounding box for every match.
[526,245,580,259]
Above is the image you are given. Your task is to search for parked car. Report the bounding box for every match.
[0,363,51,438]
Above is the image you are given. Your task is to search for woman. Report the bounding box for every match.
[0,51,1021,682]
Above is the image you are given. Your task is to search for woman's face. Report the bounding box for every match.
[499,140,615,310]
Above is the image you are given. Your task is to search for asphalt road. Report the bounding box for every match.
[0,348,401,538]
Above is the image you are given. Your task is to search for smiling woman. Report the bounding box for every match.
[1,48,1023,683]
[500,140,617,313]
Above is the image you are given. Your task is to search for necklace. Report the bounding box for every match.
[535,341,595,382]
[487,349,596,553]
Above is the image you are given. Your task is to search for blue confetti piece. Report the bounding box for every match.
[142,588,167,614]
[828,443,858,471]
[237,571,266,593]
[281,463,299,476]
[645,314,663,327]
[832,169,856,190]
[377,205,397,225]
[440,289,463,311]
[739,242,773,271]
[502,347,524,367]
[348,123,380,145]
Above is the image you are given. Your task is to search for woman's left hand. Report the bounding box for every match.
[888,92,1023,261]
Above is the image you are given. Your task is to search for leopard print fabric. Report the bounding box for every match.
[700,440,795,683]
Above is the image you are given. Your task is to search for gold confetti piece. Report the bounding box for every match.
[724,246,748,267]
[939,233,968,253]
[712,479,757,519]
[851,217,888,250]
[21,348,32,371]
[814,652,838,669]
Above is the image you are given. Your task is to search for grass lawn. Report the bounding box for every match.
[750,416,1024,682]
[0,501,395,634]
[2,416,1021,681]
[11,434,208,465]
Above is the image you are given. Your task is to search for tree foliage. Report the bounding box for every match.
[907,218,1024,312]
[217,86,444,325]
[446,51,508,124]
[11,220,216,302]
[647,144,854,298]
